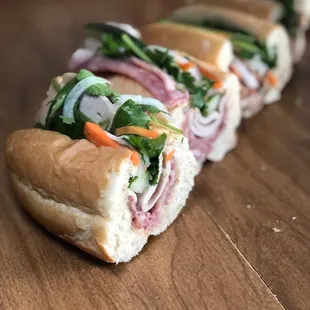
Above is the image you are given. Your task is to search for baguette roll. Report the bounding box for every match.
[69,22,241,163]
[6,72,197,263]
[143,6,292,117]
[193,0,308,61]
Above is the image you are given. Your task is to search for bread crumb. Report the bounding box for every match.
[273,228,281,233]
[260,165,266,171]
[246,204,251,209]
[276,220,279,223]
[292,216,297,220]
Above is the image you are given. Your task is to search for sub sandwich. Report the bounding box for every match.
[195,0,309,61]
[142,6,292,117]
[69,22,241,163]
[5,70,197,263]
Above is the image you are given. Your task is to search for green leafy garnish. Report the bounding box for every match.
[148,157,161,185]
[125,133,167,185]
[275,0,300,37]
[125,133,167,159]
[128,176,138,187]
[43,69,119,138]
[110,99,151,134]
[150,115,183,134]
[85,23,215,115]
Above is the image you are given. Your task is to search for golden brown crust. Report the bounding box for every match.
[109,75,153,96]
[141,22,230,66]
[194,0,281,21]
[168,5,280,41]
[6,129,132,214]
[10,173,115,262]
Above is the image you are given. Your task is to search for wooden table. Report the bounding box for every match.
[1,1,309,309]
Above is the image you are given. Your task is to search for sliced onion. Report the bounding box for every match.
[190,93,226,138]
[62,76,110,121]
[232,58,259,90]
[116,95,170,121]
[246,55,268,77]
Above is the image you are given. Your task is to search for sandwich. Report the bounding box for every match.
[142,6,292,118]
[5,70,197,263]
[195,0,309,61]
[69,22,241,163]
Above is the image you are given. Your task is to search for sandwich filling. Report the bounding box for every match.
[69,23,232,162]
[164,19,279,117]
[35,69,185,231]
[275,0,308,37]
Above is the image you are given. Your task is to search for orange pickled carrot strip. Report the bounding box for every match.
[130,151,140,166]
[265,71,278,86]
[84,122,121,149]
[178,61,195,71]
[84,122,140,166]
[199,65,223,89]
[116,126,159,139]
[164,149,175,162]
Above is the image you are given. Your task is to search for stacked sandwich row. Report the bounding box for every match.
[5,2,308,263]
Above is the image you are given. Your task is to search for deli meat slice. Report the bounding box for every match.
[70,52,189,108]
[129,158,176,231]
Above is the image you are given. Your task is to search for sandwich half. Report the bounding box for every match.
[5,70,197,263]
[69,22,241,164]
[195,0,308,61]
[142,6,292,117]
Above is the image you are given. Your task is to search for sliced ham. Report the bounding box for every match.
[70,54,189,108]
[183,94,227,163]
[129,158,176,230]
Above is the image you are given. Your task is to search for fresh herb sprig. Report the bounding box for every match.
[111,99,169,184]
[275,0,300,37]
[86,23,214,115]
[39,69,119,138]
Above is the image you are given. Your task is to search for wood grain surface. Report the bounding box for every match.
[0,1,309,309]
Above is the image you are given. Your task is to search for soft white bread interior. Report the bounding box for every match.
[263,25,292,103]
[6,129,196,263]
[294,0,310,22]
[292,32,307,62]
[141,22,234,71]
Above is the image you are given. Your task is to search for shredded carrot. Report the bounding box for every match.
[84,122,121,149]
[164,149,175,162]
[116,126,159,139]
[178,61,195,71]
[84,122,140,166]
[130,151,140,167]
[265,71,278,86]
[212,81,224,89]
[198,66,223,89]
[229,65,242,80]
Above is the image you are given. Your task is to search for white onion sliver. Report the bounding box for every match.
[105,132,131,147]
[62,76,110,120]
[117,94,169,114]
[232,58,259,90]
